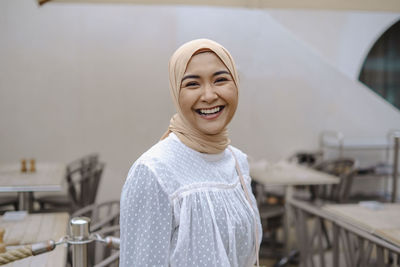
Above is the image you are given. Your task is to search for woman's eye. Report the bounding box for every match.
[185,81,199,87]
[215,77,228,83]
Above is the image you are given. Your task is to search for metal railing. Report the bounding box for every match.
[0,216,120,267]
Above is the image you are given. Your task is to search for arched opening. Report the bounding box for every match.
[359,19,400,110]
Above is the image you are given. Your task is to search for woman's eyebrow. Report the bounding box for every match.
[181,74,200,82]
[213,70,230,76]
[181,70,230,83]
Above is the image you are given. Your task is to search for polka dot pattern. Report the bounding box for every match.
[120,133,262,267]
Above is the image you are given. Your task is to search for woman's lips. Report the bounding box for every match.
[195,105,225,120]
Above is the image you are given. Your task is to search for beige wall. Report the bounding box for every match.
[0,0,399,202]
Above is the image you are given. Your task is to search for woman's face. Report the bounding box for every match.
[179,52,238,135]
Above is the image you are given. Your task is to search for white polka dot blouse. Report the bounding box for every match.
[120,133,262,267]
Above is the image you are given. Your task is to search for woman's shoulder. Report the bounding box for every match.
[228,145,247,160]
[124,134,186,193]
[137,133,186,168]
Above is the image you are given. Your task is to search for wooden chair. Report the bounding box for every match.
[35,154,103,213]
[275,157,357,267]
[310,158,357,203]
[308,158,357,251]
[69,162,105,211]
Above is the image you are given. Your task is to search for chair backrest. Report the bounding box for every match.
[66,153,99,176]
[65,154,103,210]
[312,158,356,203]
[65,162,86,208]
[80,162,105,207]
[289,151,324,167]
[72,200,120,232]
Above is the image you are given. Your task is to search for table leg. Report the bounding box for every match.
[392,136,399,203]
[275,186,299,266]
[284,186,294,252]
[17,192,33,211]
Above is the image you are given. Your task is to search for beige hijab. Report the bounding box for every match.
[161,39,239,154]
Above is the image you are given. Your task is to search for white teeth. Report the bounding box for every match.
[200,106,221,114]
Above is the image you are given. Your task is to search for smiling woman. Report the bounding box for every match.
[120,39,262,267]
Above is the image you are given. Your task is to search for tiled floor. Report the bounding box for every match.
[259,258,278,267]
[259,258,298,267]
[258,220,338,267]
[258,226,299,267]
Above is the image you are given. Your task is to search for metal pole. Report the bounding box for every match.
[392,135,399,203]
[70,217,91,267]
[17,192,29,211]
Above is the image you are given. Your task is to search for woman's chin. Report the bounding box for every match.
[196,125,225,135]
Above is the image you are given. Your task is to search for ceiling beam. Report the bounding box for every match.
[38,0,400,12]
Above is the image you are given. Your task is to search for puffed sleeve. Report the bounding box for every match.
[120,163,173,267]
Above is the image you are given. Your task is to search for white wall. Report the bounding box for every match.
[0,0,178,202]
[1,0,399,202]
[267,9,400,80]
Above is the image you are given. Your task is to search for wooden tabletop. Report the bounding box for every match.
[324,203,400,247]
[0,212,69,267]
[250,160,339,186]
[0,163,65,192]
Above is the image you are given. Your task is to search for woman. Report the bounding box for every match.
[120,39,262,267]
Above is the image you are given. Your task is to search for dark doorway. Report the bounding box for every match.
[359,20,400,110]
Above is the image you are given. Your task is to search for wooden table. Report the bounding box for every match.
[0,212,69,267]
[0,163,65,211]
[250,160,340,250]
[250,160,340,187]
[323,203,400,247]
[288,199,400,267]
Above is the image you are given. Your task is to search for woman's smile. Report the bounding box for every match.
[195,105,225,120]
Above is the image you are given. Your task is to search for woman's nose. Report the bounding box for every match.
[200,84,218,103]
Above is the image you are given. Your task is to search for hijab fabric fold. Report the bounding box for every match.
[161,39,239,154]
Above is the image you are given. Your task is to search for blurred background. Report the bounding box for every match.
[0,0,399,204]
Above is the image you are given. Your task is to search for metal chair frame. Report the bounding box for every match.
[36,154,103,213]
